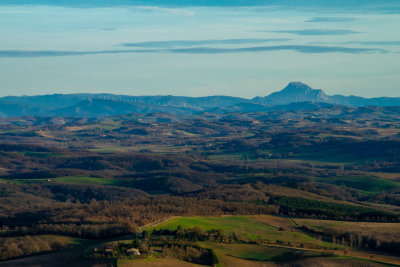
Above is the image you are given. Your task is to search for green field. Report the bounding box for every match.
[208,243,320,262]
[146,216,334,246]
[89,147,134,153]
[18,151,64,158]
[209,152,258,161]
[55,176,119,185]
[316,175,400,193]
[297,152,363,164]
[11,176,121,186]
[90,144,190,154]
[173,130,199,136]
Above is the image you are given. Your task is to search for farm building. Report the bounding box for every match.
[104,248,113,254]
[127,248,140,256]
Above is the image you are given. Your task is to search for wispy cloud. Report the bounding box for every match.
[306,17,355,23]
[310,41,400,47]
[101,27,117,31]
[0,45,385,58]
[131,6,195,16]
[122,38,292,48]
[269,29,361,36]
[165,45,384,54]
[344,41,400,46]
[0,50,151,58]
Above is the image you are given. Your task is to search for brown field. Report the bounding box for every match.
[216,251,387,267]
[257,184,365,207]
[277,257,386,267]
[276,243,400,266]
[366,172,400,181]
[295,219,400,243]
[217,254,271,267]
[119,257,202,267]
[343,250,400,266]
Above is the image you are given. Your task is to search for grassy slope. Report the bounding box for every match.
[316,175,400,194]
[207,243,319,262]
[146,216,339,247]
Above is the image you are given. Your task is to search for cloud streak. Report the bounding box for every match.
[166,45,384,54]
[101,27,117,31]
[0,50,150,57]
[311,41,400,47]
[269,29,361,36]
[344,41,400,46]
[306,17,355,23]
[0,45,386,58]
[131,6,195,16]
[122,38,292,48]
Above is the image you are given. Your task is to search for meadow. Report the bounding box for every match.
[146,216,339,247]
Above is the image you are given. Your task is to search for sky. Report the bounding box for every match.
[0,1,399,98]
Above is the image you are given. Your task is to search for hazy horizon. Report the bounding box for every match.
[1,1,399,98]
[1,81,399,99]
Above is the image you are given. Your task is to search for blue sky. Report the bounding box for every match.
[0,1,399,98]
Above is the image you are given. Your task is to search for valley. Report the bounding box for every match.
[0,91,400,265]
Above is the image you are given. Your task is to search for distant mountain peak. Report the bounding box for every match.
[283,82,312,93]
[253,82,328,105]
[281,82,326,97]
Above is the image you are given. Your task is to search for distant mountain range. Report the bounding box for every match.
[1,82,399,118]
